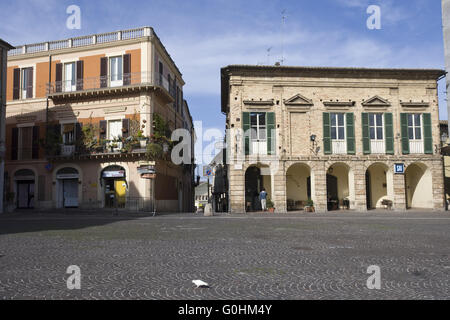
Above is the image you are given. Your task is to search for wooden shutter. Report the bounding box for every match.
[123,54,131,85]
[100,57,108,88]
[99,120,107,140]
[26,68,33,98]
[384,113,394,155]
[346,113,355,155]
[423,113,433,154]
[400,113,410,155]
[55,63,63,93]
[76,122,83,148]
[242,112,250,156]
[122,118,130,138]
[76,60,84,91]
[13,68,20,100]
[158,62,163,85]
[267,112,276,155]
[362,113,370,155]
[323,113,332,155]
[11,127,18,160]
[32,125,40,159]
[52,124,61,156]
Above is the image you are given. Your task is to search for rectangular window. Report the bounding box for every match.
[250,113,267,141]
[330,113,345,140]
[62,123,76,144]
[408,114,422,140]
[369,113,384,140]
[64,62,76,92]
[108,120,122,140]
[19,126,33,160]
[110,56,123,87]
[21,68,33,99]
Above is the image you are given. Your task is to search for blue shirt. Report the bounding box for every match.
[259,191,267,200]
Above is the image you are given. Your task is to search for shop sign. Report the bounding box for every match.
[141,173,156,179]
[394,164,405,174]
[103,170,125,178]
[138,166,156,175]
[57,174,79,179]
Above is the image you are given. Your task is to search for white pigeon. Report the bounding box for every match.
[192,280,209,288]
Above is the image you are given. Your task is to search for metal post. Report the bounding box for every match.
[207,176,210,203]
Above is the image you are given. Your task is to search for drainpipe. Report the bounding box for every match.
[46,55,52,148]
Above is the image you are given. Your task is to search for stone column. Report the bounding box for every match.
[431,158,446,210]
[228,166,245,213]
[273,162,287,213]
[393,173,407,211]
[312,161,327,212]
[353,161,367,211]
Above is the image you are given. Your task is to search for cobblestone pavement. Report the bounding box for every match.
[0,211,449,300]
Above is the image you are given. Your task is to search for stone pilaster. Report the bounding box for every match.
[393,173,407,211]
[228,166,245,213]
[353,162,367,211]
[273,164,287,213]
[431,158,445,210]
[312,162,327,212]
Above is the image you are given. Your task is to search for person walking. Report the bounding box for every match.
[259,188,268,211]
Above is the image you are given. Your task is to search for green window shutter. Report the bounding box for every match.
[323,113,332,155]
[362,113,371,155]
[384,113,394,155]
[346,113,355,155]
[242,112,250,156]
[423,113,433,154]
[267,112,276,155]
[400,113,410,155]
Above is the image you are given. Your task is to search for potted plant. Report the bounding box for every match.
[5,192,15,213]
[137,130,147,148]
[266,198,275,213]
[305,199,315,213]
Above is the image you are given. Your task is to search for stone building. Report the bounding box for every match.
[4,27,195,212]
[221,65,446,213]
[0,39,14,213]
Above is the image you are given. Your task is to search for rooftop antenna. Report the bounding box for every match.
[281,9,287,65]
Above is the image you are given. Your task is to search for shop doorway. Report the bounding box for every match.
[56,167,80,208]
[14,169,35,209]
[102,166,127,208]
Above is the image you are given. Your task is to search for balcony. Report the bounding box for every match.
[8,27,152,57]
[46,72,172,102]
[48,142,147,161]
[332,140,347,154]
[61,144,75,157]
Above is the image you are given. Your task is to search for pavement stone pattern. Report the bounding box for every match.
[0,211,449,300]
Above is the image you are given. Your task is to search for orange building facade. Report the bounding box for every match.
[4,27,195,212]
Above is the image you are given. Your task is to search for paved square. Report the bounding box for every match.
[0,212,449,300]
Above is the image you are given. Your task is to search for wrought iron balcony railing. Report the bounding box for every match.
[46,72,170,95]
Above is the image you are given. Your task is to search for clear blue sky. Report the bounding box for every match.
[0,0,447,166]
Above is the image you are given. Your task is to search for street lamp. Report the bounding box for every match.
[441,132,448,145]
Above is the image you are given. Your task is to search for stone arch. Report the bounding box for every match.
[365,162,393,209]
[245,163,272,212]
[326,162,354,210]
[286,163,313,211]
[405,162,433,209]
[52,164,83,209]
[12,166,38,209]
